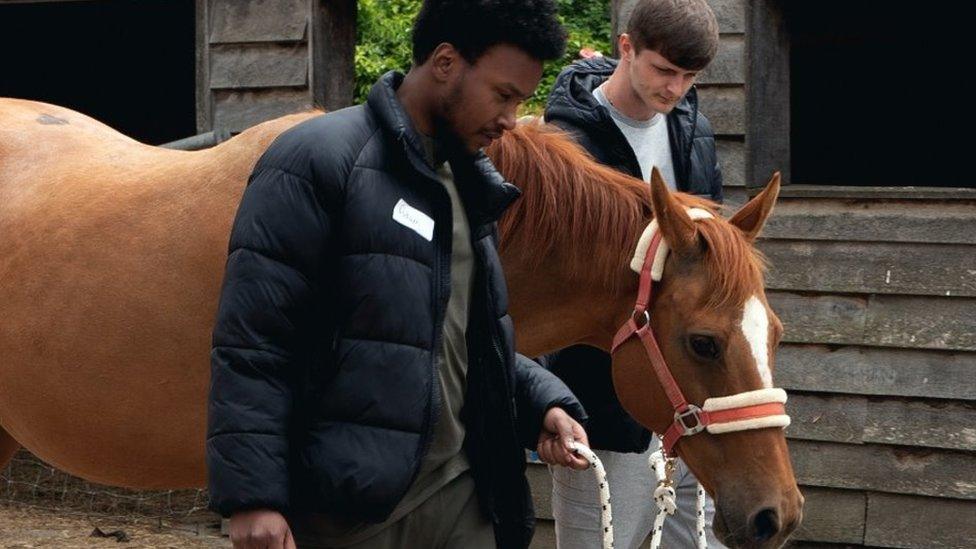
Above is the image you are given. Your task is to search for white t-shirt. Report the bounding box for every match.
[594,83,676,190]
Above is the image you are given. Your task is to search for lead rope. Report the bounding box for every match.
[571,442,707,549]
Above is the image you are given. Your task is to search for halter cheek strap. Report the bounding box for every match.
[612,208,791,456]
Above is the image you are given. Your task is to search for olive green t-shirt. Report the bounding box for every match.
[292,142,475,547]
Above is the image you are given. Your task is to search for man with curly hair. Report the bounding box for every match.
[543,0,727,547]
[206,1,590,548]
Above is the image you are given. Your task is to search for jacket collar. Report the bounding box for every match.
[366,71,522,230]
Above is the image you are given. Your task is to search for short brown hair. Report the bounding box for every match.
[625,0,719,70]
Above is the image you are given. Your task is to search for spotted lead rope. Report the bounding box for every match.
[570,442,706,549]
[570,442,615,548]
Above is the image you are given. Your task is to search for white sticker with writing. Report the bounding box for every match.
[392,199,434,241]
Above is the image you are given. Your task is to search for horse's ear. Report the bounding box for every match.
[729,172,781,241]
[650,167,697,256]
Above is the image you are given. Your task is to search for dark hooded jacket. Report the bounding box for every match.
[206,71,586,548]
[541,57,723,453]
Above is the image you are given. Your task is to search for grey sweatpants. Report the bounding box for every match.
[549,442,726,549]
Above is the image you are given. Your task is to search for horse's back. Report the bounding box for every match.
[0,99,320,488]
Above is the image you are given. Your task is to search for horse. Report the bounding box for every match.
[0,98,801,547]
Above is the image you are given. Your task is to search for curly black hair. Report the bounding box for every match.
[412,0,566,65]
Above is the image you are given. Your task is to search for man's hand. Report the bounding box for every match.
[537,406,590,470]
[229,509,296,549]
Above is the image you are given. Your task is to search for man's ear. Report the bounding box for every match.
[618,33,634,60]
[429,42,460,83]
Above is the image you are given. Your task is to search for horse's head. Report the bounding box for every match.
[611,169,802,548]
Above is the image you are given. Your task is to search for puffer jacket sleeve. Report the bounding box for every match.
[206,158,332,517]
[513,353,588,450]
[694,112,724,204]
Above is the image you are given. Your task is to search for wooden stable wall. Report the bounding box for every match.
[195,0,355,135]
[529,1,976,548]
[759,186,976,548]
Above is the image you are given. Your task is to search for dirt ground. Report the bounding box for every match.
[0,505,230,548]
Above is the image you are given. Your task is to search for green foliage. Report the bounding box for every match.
[354,0,612,113]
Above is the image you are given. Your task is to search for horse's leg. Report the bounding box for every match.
[0,426,20,470]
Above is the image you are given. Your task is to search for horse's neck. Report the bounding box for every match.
[501,233,638,358]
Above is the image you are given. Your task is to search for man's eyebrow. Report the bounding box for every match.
[501,82,532,100]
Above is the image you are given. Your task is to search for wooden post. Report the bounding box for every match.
[611,0,638,56]
[310,0,356,111]
[745,0,790,187]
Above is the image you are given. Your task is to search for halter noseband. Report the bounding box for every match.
[610,208,790,456]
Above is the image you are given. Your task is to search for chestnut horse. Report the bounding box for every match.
[0,98,800,547]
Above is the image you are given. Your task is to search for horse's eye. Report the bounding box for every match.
[689,335,721,360]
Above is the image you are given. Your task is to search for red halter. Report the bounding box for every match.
[611,229,790,456]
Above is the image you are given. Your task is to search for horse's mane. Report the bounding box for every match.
[487,122,766,309]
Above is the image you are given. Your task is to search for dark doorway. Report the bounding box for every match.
[0,0,196,145]
[784,3,975,187]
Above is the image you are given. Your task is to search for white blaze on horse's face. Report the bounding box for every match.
[740,295,773,388]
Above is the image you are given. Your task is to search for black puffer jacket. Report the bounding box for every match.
[207,71,586,548]
[541,57,723,454]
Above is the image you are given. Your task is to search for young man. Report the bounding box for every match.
[543,0,725,547]
[206,2,590,548]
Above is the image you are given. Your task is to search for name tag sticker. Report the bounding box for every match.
[392,199,434,241]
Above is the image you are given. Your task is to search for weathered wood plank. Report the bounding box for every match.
[793,487,866,544]
[787,393,866,445]
[864,492,976,548]
[209,0,307,44]
[723,185,750,210]
[776,344,976,401]
[768,292,976,352]
[762,198,976,245]
[772,185,976,201]
[717,138,745,188]
[863,295,976,351]
[790,440,976,500]
[769,292,868,346]
[862,399,976,452]
[786,393,976,452]
[759,240,976,297]
[213,88,312,133]
[210,43,308,89]
[708,0,745,33]
[697,85,744,136]
[699,34,744,85]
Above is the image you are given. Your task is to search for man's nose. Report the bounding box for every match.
[667,76,684,98]
[499,106,517,131]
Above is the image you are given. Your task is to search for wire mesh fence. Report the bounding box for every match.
[1,449,222,540]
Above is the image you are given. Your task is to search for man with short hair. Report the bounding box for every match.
[207,2,590,548]
[543,0,725,547]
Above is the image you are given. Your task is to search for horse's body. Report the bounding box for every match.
[0,99,311,486]
[0,99,800,547]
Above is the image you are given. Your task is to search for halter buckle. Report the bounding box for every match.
[674,405,706,436]
[632,309,651,330]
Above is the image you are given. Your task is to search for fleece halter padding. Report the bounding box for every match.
[629,207,715,278]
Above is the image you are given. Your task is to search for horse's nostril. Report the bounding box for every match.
[752,507,780,542]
